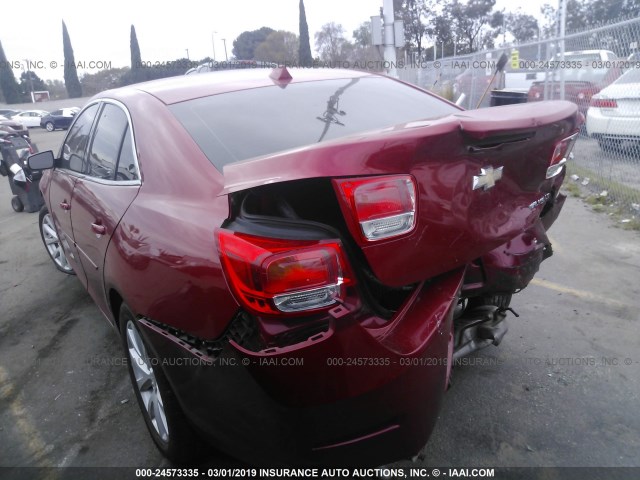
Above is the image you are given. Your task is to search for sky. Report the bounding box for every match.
[3,0,544,82]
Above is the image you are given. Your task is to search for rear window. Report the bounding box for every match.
[170,76,458,170]
[616,68,640,84]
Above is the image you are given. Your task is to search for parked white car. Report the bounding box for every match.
[11,110,49,128]
[586,68,640,151]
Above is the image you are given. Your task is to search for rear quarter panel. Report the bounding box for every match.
[102,90,238,339]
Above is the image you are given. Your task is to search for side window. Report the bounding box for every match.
[60,103,100,172]
[115,126,139,181]
[87,104,129,180]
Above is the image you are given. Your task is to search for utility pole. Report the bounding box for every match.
[212,31,217,60]
[559,0,566,100]
[185,49,190,60]
[382,0,397,77]
[222,39,228,61]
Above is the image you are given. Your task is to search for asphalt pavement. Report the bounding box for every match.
[0,128,638,474]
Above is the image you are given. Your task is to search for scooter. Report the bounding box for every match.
[0,133,42,213]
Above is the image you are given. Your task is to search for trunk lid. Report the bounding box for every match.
[223,101,580,286]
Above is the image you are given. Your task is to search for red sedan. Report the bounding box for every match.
[28,67,579,466]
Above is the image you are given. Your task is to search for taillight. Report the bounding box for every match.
[547,131,578,179]
[529,86,543,100]
[590,97,618,109]
[334,175,417,242]
[216,230,352,315]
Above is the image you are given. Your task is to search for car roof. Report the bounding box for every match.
[106,68,379,105]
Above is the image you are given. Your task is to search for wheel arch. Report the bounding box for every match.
[108,288,124,329]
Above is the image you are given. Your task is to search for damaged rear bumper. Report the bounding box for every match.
[137,269,464,466]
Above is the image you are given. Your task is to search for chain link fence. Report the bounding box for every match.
[399,17,640,214]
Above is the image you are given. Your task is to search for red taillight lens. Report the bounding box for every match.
[528,86,543,100]
[217,230,351,315]
[590,97,618,109]
[547,131,579,179]
[334,175,417,242]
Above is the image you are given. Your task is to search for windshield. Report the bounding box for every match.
[170,77,459,170]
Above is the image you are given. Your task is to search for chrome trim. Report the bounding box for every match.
[546,158,566,179]
[58,98,142,184]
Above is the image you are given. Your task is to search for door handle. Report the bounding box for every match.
[59,201,71,210]
[91,223,106,235]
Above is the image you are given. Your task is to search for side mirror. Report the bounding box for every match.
[28,150,55,170]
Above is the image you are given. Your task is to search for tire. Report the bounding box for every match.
[11,196,24,212]
[39,206,75,274]
[45,122,55,132]
[119,303,205,464]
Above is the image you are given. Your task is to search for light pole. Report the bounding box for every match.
[222,39,228,61]
[212,31,217,60]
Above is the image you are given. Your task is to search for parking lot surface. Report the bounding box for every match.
[1,129,639,473]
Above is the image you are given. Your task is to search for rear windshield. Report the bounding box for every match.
[170,76,459,170]
[616,68,640,84]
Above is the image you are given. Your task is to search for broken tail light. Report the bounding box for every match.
[547,131,579,179]
[334,175,417,242]
[217,230,352,315]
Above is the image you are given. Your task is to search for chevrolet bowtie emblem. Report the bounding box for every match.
[473,166,504,191]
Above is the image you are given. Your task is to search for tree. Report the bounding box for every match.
[446,0,496,53]
[19,71,46,101]
[507,12,539,43]
[232,27,275,60]
[540,1,588,36]
[542,0,639,36]
[45,79,68,100]
[62,21,82,98]
[255,31,299,64]
[0,40,21,104]
[81,67,129,96]
[351,22,380,66]
[398,0,429,57]
[129,25,146,84]
[432,14,454,54]
[298,0,313,67]
[315,22,351,62]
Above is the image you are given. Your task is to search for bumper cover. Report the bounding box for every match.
[138,269,464,466]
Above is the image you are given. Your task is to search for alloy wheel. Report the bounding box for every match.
[126,320,169,443]
[41,213,73,272]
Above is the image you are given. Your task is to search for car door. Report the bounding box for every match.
[49,110,63,129]
[25,112,39,127]
[61,110,75,129]
[70,101,141,316]
[48,103,101,287]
